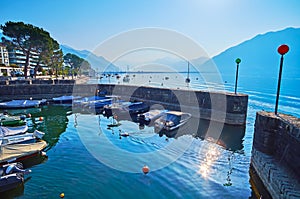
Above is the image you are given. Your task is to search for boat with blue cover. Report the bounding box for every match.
[103,101,149,119]
[0,99,46,109]
[52,95,82,104]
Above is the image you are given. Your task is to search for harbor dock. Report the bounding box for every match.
[251,111,300,199]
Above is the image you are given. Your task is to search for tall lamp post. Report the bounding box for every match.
[234,58,241,94]
[275,44,289,115]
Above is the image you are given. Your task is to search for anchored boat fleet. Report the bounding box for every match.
[0,94,192,193]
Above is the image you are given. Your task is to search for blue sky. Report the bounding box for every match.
[1,0,300,60]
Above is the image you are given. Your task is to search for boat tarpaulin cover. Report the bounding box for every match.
[0,140,47,163]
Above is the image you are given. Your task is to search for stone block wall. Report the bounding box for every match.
[0,83,248,125]
[90,84,248,125]
[251,111,300,198]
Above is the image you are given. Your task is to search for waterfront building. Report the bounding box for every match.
[0,44,9,66]
[8,48,39,68]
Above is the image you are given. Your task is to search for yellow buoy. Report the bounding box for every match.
[60,193,65,198]
[142,165,150,174]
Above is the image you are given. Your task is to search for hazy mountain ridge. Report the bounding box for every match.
[124,27,300,76]
[2,27,300,78]
[212,27,300,78]
[60,45,119,72]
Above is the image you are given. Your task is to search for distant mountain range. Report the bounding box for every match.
[211,27,300,78]
[60,45,119,73]
[2,27,300,78]
[147,27,300,79]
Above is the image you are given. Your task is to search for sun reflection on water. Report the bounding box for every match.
[198,144,221,179]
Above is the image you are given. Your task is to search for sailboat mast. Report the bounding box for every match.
[185,61,191,84]
[187,61,190,79]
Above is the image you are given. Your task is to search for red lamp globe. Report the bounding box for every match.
[277,44,289,55]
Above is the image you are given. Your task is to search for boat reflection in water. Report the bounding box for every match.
[3,105,252,198]
[29,105,71,149]
[155,116,246,152]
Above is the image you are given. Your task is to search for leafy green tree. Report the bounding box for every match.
[32,33,51,77]
[63,53,92,76]
[51,48,64,78]
[36,37,63,78]
[80,60,92,75]
[1,21,62,78]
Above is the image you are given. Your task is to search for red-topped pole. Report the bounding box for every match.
[275,44,289,115]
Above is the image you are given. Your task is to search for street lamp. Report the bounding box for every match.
[234,58,241,94]
[275,44,289,115]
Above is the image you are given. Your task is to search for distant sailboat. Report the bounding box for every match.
[185,61,191,84]
[123,65,130,83]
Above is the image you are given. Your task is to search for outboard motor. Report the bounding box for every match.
[137,114,146,124]
[5,163,31,175]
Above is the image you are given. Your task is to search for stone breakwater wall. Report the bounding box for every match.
[0,79,75,100]
[251,111,300,199]
[0,79,75,86]
[0,83,248,125]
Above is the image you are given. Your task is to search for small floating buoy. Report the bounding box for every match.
[27,113,31,118]
[60,193,65,198]
[142,165,150,174]
[39,117,43,121]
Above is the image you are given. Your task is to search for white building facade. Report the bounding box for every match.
[0,44,10,66]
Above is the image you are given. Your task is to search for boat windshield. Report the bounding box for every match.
[165,114,181,124]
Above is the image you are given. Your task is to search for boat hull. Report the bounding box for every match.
[0,173,24,193]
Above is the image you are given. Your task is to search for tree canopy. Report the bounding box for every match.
[1,21,63,78]
[64,53,92,76]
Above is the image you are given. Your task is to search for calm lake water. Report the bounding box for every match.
[2,72,300,199]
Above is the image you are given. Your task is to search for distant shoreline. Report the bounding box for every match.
[75,75,90,84]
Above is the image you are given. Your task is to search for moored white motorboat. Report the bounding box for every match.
[137,109,169,126]
[0,114,26,127]
[0,130,44,146]
[0,162,31,193]
[0,125,28,137]
[154,111,191,132]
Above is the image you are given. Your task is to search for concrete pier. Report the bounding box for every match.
[251,111,300,199]
[0,83,248,125]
